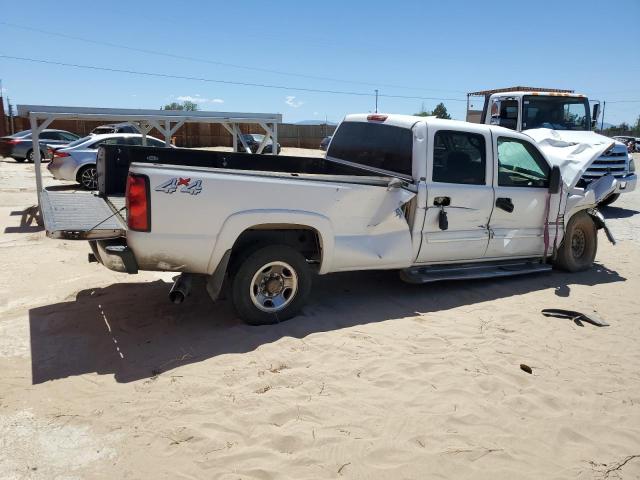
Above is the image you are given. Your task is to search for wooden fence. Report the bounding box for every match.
[8,116,336,149]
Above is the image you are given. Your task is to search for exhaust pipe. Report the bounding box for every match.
[169,274,193,304]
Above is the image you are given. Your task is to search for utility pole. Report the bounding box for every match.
[600,101,606,131]
[7,97,14,134]
[374,89,379,113]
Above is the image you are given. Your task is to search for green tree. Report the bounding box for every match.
[182,100,199,111]
[162,102,184,110]
[161,101,199,111]
[431,102,451,120]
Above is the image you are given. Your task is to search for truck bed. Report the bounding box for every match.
[97,145,389,196]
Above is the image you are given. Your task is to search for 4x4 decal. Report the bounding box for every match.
[155,177,203,195]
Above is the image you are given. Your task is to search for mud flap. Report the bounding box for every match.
[206,249,231,302]
[588,209,616,245]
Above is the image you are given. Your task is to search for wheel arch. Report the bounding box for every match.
[206,210,334,276]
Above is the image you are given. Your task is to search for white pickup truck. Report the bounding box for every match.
[40,114,617,324]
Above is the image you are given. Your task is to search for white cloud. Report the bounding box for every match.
[285,96,303,108]
[177,94,224,104]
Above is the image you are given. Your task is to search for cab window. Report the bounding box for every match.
[497,137,549,188]
[432,130,486,185]
[327,121,413,176]
[89,137,128,149]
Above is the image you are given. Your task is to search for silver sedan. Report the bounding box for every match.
[0,129,80,161]
[47,133,166,189]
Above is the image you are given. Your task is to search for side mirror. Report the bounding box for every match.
[489,100,501,125]
[549,165,562,194]
[591,103,600,129]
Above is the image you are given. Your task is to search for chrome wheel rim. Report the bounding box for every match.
[250,261,298,312]
[81,167,97,189]
[571,228,586,258]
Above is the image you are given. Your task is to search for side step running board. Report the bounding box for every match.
[400,260,552,284]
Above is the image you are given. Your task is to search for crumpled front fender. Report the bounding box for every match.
[587,208,616,245]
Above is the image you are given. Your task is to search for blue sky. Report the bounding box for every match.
[1,0,639,125]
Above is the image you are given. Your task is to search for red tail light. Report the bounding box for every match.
[53,150,70,158]
[367,114,388,122]
[7,139,20,144]
[126,174,150,231]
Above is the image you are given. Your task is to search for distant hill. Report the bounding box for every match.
[294,120,337,126]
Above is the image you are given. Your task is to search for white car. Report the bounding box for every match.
[47,133,167,189]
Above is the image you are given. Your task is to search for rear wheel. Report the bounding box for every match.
[77,165,98,190]
[555,211,597,272]
[231,245,312,325]
[26,149,46,163]
[598,193,620,207]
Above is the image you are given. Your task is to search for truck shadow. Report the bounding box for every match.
[600,205,639,219]
[28,264,624,384]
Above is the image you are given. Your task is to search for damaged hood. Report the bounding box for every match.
[523,129,616,190]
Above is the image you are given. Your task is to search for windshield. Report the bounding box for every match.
[523,96,590,131]
[12,130,32,138]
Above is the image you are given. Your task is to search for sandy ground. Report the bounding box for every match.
[0,152,639,480]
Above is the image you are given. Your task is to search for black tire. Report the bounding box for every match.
[26,149,46,163]
[598,193,620,207]
[77,165,98,190]
[554,211,597,272]
[231,245,312,325]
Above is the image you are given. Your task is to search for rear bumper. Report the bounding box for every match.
[89,240,138,274]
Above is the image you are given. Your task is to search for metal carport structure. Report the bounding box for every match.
[17,104,282,204]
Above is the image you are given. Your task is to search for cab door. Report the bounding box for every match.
[486,133,559,258]
[416,125,493,263]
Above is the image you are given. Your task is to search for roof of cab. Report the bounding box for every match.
[341,113,532,140]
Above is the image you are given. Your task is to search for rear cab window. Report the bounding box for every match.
[327,121,413,177]
[432,130,486,185]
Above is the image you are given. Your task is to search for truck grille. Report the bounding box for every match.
[583,154,628,179]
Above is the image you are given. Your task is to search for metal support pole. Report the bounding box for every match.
[600,101,606,131]
[375,89,379,113]
[164,120,171,147]
[29,113,54,207]
[272,122,278,155]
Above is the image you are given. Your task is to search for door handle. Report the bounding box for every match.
[496,197,514,213]
[433,196,450,206]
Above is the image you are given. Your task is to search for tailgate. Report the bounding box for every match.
[40,189,126,240]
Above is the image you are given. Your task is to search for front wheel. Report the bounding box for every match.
[554,211,597,272]
[231,245,312,325]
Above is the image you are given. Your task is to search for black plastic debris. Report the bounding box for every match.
[541,309,609,327]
